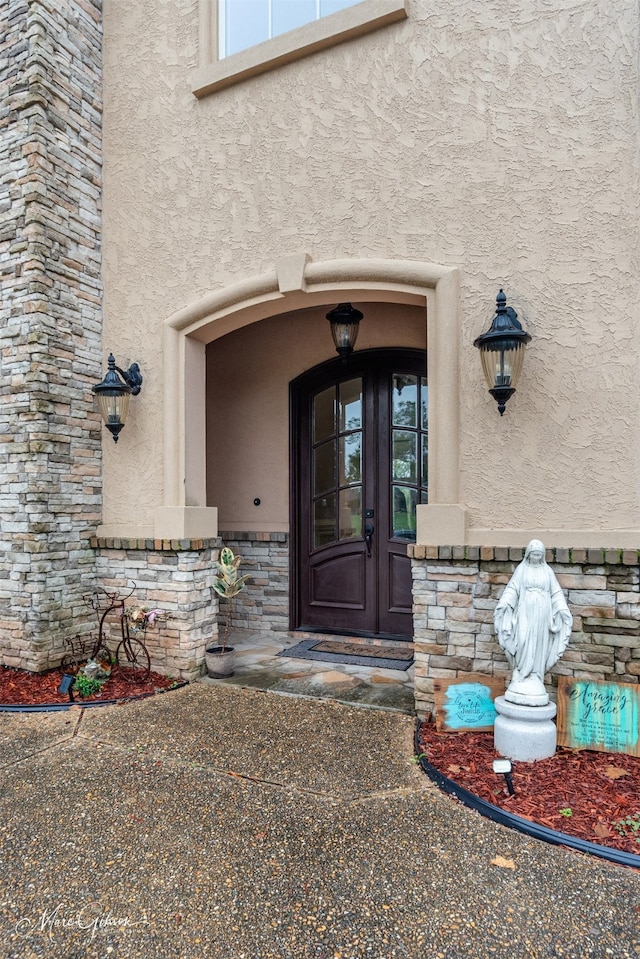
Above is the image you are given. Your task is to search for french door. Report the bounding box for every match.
[292,349,427,639]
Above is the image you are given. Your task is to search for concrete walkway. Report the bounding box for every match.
[0,684,638,958]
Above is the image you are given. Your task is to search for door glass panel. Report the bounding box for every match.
[392,430,417,483]
[313,386,335,443]
[422,436,428,488]
[314,494,337,549]
[340,432,361,485]
[421,377,428,430]
[339,378,362,432]
[392,485,417,540]
[314,439,336,495]
[339,486,362,539]
[392,374,417,427]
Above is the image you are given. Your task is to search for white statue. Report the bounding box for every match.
[494,540,572,706]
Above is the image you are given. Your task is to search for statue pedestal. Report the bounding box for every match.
[494,696,557,762]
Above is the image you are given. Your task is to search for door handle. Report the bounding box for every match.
[364,522,374,558]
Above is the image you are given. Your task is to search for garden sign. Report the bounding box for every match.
[433,674,504,732]
[556,677,640,757]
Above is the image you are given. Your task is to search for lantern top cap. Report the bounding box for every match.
[326,302,363,324]
[473,289,531,350]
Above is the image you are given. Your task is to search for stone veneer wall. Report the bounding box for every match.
[0,0,103,670]
[409,545,640,718]
[218,533,289,634]
[93,537,220,681]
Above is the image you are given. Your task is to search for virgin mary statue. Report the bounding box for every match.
[494,540,572,706]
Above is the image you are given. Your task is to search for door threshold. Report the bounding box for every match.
[292,627,414,647]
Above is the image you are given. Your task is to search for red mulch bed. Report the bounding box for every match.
[418,720,640,857]
[0,665,183,706]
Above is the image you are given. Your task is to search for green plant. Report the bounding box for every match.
[212,546,250,652]
[612,814,640,843]
[559,807,573,817]
[73,674,105,698]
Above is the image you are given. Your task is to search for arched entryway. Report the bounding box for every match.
[159,253,462,552]
[291,348,427,639]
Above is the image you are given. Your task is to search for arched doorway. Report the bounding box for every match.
[159,253,461,559]
[291,349,427,639]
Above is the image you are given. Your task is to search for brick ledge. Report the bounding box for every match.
[219,531,289,542]
[408,545,640,565]
[91,536,221,552]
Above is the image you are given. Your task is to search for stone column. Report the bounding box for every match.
[0,1,103,670]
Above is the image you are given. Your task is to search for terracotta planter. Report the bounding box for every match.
[205,645,235,678]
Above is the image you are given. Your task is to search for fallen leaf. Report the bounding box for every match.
[491,855,515,870]
[602,766,630,780]
[593,823,612,838]
[447,764,462,774]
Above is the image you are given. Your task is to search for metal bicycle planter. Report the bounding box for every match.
[61,585,151,684]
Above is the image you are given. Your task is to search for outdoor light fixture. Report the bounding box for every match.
[474,289,531,415]
[326,302,363,363]
[92,353,143,443]
[493,757,515,795]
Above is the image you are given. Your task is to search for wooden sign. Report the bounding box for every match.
[557,677,640,757]
[433,674,505,732]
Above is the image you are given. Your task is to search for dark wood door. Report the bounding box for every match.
[292,349,427,639]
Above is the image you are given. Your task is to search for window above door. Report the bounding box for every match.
[220,0,361,59]
[193,0,408,97]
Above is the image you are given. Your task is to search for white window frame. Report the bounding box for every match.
[192,0,408,98]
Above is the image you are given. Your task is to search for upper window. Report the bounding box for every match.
[193,0,408,98]
[220,0,360,59]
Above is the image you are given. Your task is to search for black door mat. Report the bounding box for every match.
[278,638,413,671]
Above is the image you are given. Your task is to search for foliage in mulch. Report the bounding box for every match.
[0,665,182,706]
[418,721,640,856]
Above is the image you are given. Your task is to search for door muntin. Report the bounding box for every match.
[389,373,428,541]
[312,377,365,551]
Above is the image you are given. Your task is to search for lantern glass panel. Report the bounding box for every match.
[479,342,526,391]
[330,319,359,352]
[96,391,130,428]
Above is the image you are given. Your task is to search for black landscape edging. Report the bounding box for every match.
[414,723,640,870]
[0,680,189,713]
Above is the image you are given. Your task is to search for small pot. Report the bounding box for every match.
[205,645,235,678]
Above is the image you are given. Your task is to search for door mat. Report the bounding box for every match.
[278,639,413,671]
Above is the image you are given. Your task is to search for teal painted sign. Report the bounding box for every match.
[442,682,498,731]
[558,678,640,756]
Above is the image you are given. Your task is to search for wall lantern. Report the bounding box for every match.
[473,289,531,415]
[92,353,143,443]
[326,302,363,363]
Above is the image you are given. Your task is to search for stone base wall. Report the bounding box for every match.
[93,537,220,681]
[410,545,640,718]
[219,533,289,634]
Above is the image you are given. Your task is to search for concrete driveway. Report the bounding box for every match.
[0,684,637,958]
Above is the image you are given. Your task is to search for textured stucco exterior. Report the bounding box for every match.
[101,0,640,548]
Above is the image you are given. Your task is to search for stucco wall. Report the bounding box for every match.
[206,302,426,530]
[102,0,640,543]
